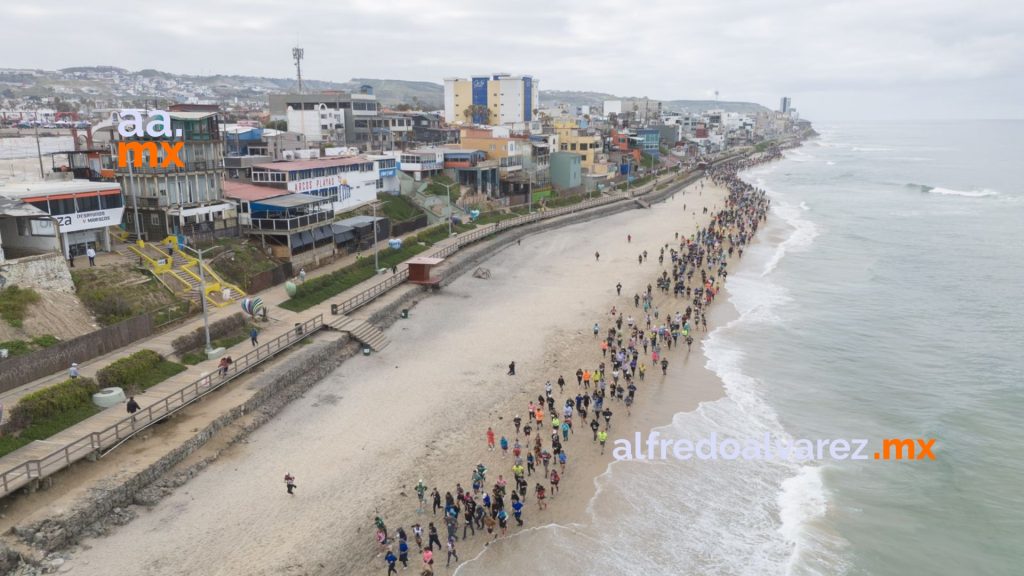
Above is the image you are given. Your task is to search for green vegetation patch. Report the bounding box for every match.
[199,238,279,292]
[0,334,60,358]
[377,193,425,222]
[72,265,183,326]
[0,377,101,457]
[0,286,41,327]
[96,349,186,393]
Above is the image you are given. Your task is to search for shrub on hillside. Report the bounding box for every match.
[96,349,164,389]
[171,313,248,356]
[3,377,98,432]
[0,286,42,328]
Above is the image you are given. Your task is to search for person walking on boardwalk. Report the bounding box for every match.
[250,326,259,346]
[126,396,141,423]
[284,472,296,495]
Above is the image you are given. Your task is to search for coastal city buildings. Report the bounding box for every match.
[268,88,383,150]
[111,105,237,242]
[444,74,539,125]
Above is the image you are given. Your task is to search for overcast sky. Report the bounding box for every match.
[2,0,1021,121]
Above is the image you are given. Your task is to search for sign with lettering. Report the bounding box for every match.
[113,109,185,169]
[288,175,341,194]
[48,208,125,233]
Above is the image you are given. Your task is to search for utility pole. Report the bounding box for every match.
[33,121,44,179]
[372,201,380,271]
[179,243,217,354]
[441,181,456,236]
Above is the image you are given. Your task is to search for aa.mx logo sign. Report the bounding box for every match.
[114,110,184,169]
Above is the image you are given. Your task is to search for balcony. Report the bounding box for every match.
[248,209,334,232]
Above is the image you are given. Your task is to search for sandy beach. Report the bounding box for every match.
[62,177,734,576]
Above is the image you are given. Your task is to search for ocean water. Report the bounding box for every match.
[457,120,1024,575]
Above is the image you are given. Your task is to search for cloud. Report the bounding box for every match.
[0,0,1021,120]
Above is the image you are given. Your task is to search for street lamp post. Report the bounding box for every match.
[372,201,380,271]
[179,243,219,355]
[440,181,457,236]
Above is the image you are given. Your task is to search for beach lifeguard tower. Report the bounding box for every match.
[406,256,445,288]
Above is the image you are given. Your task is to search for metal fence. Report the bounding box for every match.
[0,314,325,497]
[332,269,410,316]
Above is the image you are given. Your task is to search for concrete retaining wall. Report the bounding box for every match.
[2,252,75,293]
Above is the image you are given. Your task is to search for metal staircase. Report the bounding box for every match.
[329,316,390,351]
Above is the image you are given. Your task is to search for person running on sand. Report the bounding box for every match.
[598,430,608,454]
[576,368,584,386]
[558,375,566,393]
[431,489,441,516]
[284,473,296,495]
[422,547,434,571]
[513,415,522,435]
[523,422,533,439]
[483,512,497,544]
[415,480,427,513]
[486,427,496,451]
[512,498,525,526]
[590,418,600,441]
[500,435,509,457]
[526,452,536,476]
[593,322,600,338]
[398,537,410,568]
[427,522,442,551]
[385,549,398,575]
[497,508,509,537]
[550,470,560,496]
[535,483,548,509]
[661,358,669,375]
[595,251,600,262]
[507,361,516,376]
[446,536,459,566]
[616,282,623,295]
[412,523,424,551]
[602,408,613,430]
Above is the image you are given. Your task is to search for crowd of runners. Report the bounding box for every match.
[367,151,779,575]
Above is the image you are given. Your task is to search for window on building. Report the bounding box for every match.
[76,195,100,212]
[150,214,160,226]
[49,198,76,215]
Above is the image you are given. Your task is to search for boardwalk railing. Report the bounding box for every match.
[0,314,325,497]
[332,269,411,316]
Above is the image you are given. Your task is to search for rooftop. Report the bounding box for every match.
[252,155,371,172]
[0,180,121,199]
[252,193,329,209]
[222,181,289,202]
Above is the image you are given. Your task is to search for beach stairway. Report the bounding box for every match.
[634,198,651,209]
[329,316,390,352]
